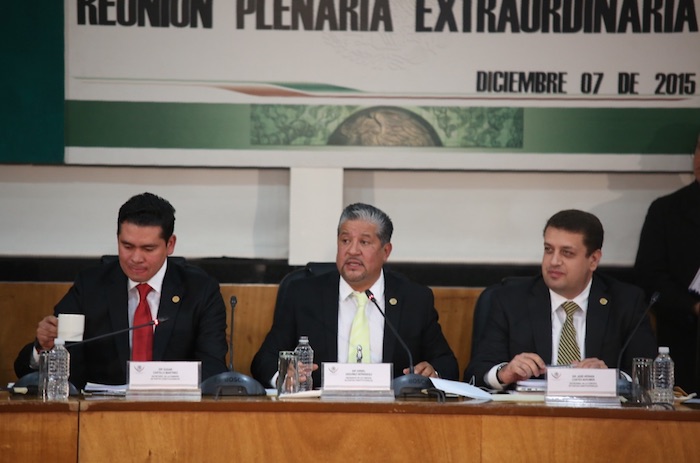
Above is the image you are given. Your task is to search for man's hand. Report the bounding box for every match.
[36,315,58,351]
[498,353,547,385]
[572,358,607,369]
[298,363,320,384]
[405,361,439,378]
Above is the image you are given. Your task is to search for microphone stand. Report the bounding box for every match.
[199,295,266,397]
[365,290,435,398]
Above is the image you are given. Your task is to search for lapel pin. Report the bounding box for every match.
[599,298,608,306]
[389,298,398,306]
[172,295,181,303]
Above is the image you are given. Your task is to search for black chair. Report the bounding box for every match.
[273,262,336,320]
[471,277,528,357]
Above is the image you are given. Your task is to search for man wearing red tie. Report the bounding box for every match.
[15,193,228,388]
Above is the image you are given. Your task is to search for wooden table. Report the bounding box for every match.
[3,392,699,462]
[0,392,79,462]
[77,397,700,462]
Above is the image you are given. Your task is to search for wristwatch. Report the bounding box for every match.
[495,362,507,384]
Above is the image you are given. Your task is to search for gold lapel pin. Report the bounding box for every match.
[599,298,608,306]
[389,298,398,306]
[172,295,181,303]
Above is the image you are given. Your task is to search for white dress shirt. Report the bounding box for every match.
[337,271,386,364]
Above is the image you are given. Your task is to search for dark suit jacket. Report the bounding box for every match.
[464,273,657,387]
[14,258,228,388]
[635,181,700,392]
[251,269,458,386]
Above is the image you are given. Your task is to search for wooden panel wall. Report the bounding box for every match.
[0,283,482,386]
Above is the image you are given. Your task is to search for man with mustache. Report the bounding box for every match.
[465,209,656,389]
[252,203,458,388]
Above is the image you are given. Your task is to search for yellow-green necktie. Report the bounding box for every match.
[557,301,581,365]
[348,291,371,363]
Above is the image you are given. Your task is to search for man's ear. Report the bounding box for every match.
[383,242,393,262]
[167,234,177,255]
[589,248,602,271]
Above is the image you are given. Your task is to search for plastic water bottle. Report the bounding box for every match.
[294,336,314,391]
[651,346,674,406]
[46,338,70,401]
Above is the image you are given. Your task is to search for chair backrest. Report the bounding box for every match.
[471,276,529,356]
[471,283,501,357]
[273,262,336,319]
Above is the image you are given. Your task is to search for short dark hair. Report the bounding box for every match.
[117,192,176,241]
[544,209,603,256]
[338,203,393,245]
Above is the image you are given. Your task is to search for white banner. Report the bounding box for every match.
[64,0,700,170]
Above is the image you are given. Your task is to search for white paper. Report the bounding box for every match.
[516,379,546,392]
[84,382,127,392]
[83,382,127,396]
[429,378,492,401]
[689,266,700,295]
[276,389,322,399]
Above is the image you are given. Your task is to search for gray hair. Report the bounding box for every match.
[337,203,393,245]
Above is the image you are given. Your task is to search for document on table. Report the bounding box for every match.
[430,378,492,401]
[83,382,127,395]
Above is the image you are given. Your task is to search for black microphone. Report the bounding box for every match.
[616,291,659,397]
[365,289,434,398]
[64,317,170,348]
[200,295,266,397]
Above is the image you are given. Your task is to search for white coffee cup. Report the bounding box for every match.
[57,313,85,342]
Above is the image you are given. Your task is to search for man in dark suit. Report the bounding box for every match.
[635,133,700,393]
[14,193,228,388]
[251,203,458,387]
[465,209,656,389]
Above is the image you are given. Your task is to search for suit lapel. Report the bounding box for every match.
[530,278,553,364]
[106,266,130,371]
[584,275,609,359]
[152,265,183,361]
[381,272,401,363]
[320,272,340,362]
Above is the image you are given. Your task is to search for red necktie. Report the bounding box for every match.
[132,283,154,361]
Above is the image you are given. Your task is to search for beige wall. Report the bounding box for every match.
[0,164,691,266]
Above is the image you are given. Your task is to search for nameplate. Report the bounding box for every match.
[321,363,392,391]
[127,361,201,391]
[546,367,617,397]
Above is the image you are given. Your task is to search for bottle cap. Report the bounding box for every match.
[299,336,309,343]
[658,346,669,354]
[54,338,66,346]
